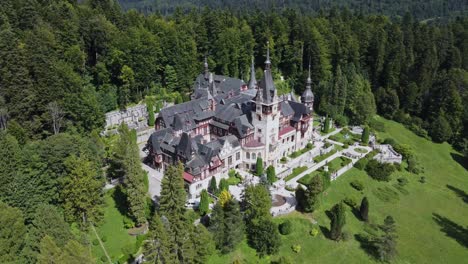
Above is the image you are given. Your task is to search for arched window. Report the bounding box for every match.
[258,152,261,158]
[252,153,256,160]
[246,152,250,159]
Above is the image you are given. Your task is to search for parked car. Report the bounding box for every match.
[185,199,199,209]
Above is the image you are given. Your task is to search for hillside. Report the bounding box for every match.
[207,117,468,263]
[118,0,468,20]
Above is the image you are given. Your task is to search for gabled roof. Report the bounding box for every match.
[289,101,311,122]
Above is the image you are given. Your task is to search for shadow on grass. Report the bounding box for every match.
[351,207,363,221]
[354,233,378,259]
[112,186,129,218]
[433,213,468,248]
[450,153,468,170]
[446,185,468,204]
[319,225,331,239]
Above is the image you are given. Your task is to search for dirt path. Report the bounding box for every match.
[91,224,112,264]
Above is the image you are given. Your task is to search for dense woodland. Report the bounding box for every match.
[119,0,468,21]
[0,0,467,263]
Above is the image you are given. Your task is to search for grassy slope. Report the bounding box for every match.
[207,117,468,264]
[90,189,137,262]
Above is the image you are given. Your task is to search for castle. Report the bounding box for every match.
[145,45,315,198]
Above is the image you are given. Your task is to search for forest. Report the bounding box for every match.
[118,0,468,21]
[0,0,467,262]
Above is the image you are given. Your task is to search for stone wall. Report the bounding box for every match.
[104,104,149,133]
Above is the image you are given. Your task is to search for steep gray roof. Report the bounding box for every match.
[289,101,311,122]
[280,101,294,117]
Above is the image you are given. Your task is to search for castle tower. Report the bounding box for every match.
[301,63,314,111]
[251,42,280,167]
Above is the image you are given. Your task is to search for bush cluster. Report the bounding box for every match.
[365,159,395,181]
[279,220,293,235]
[350,180,364,191]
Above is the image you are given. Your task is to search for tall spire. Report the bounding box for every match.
[302,60,314,106]
[306,62,312,88]
[248,56,257,90]
[265,41,271,70]
[204,56,209,79]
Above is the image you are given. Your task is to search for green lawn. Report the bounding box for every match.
[207,117,468,264]
[90,189,138,263]
[284,166,308,182]
[329,129,361,145]
[326,156,352,172]
[297,170,323,185]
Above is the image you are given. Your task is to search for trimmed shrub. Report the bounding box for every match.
[101,235,107,242]
[310,228,319,237]
[123,216,135,229]
[350,180,364,191]
[291,244,301,253]
[279,220,293,235]
[419,176,426,183]
[343,197,357,208]
[342,231,351,241]
[92,239,99,246]
[100,256,108,262]
[397,177,408,186]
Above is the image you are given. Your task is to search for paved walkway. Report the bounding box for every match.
[91,224,112,264]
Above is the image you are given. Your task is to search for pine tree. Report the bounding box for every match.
[208,176,218,195]
[28,204,73,259]
[361,126,370,144]
[209,199,244,253]
[360,197,369,222]
[256,157,264,176]
[192,225,215,264]
[0,132,20,201]
[37,236,62,264]
[329,202,346,241]
[248,219,281,257]
[242,185,271,223]
[323,116,331,133]
[143,214,176,264]
[303,175,323,212]
[199,189,209,216]
[375,216,398,262]
[159,162,192,262]
[219,178,229,192]
[266,165,276,184]
[164,64,178,92]
[118,124,147,225]
[60,240,95,264]
[62,155,104,225]
[147,100,155,127]
[0,202,27,263]
[119,65,135,109]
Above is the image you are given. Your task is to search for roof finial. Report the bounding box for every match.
[204,56,209,79]
[265,41,271,69]
[248,55,257,90]
[307,59,312,85]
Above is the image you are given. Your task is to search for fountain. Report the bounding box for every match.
[271,194,287,207]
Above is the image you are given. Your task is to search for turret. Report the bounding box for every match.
[248,56,257,90]
[301,63,314,110]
